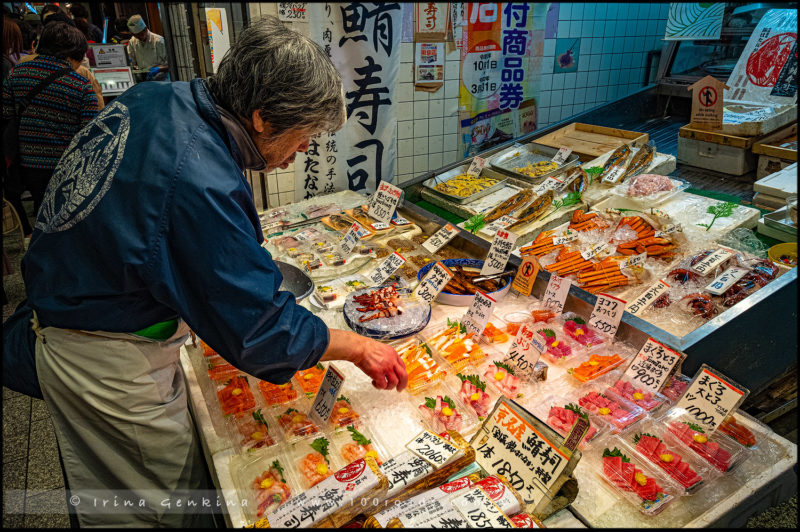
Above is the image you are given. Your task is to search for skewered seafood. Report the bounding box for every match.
[508,190,554,229]
[482,189,534,223]
[353,285,404,322]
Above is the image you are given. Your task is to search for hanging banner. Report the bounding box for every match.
[296,3,402,200]
[205,7,230,74]
[415,2,449,42]
[664,3,725,41]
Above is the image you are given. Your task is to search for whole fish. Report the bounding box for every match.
[562,166,587,193]
[601,143,632,182]
[508,190,554,229]
[483,188,533,222]
[621,143,654,182]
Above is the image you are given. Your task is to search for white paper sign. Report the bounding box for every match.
[533,177,563,197]
[467,156,486,177]
[308,364,345,425]
[370,221,391,231]
[392,215,412,226]
[551,146,573,165]
[580,242,612,261]
[552,233,578,246]
[603,165,626,184]
[481,215,516,236]
[90,44,127,68]
[463,291,497,336]
[625,279,671,316]
[368,181,403,224]
[588,293,626,337]
[480,230,519,276]
[622,338,684,393]
[414,261,454,304]
[451,487,514,528]
[294,228,318,241]
[369,252,406,285]
[542,274,571,314]
[277,2,308,22]
[504,323,543,378]
[654,223,682,238]
[423,223,460,253]
[620,252,647,270]
[406,430,460,468]
[673,367,747,434]
[690,248,734,276]
[704,267,750,296]
[340,222,364,255]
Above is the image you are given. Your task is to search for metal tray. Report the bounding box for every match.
[422,164,508,205]
[764,207,798,236]
[488,142,580,182]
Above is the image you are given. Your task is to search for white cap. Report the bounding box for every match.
[127,14,146,34]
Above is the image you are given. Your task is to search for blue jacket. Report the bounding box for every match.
[19,79,329,383]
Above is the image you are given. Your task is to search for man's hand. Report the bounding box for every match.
[146,66,160,80]
[321,329,407,392]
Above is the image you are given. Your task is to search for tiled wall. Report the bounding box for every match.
[251,3,670,207]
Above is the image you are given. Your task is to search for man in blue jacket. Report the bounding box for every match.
[18,17,406,527]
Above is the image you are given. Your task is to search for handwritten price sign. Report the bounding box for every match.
[369,252,406,285]
[340,222,365,255]
[308,364,345,425]
[480,229,518,276]
[551,146,573,165]
[588,293,626,337]
[406,430,460,468]
[704,267,749,296]
[672,365,748,434]
[542,274,571,314]
[504,323,543,379]
[467,156,486,177]
[368,181,403,224]
[622,338,685,393]
[533,177,564,197]
[620,252,647,270]
[481,215,516,236]
[625,279,670,316]
[423,224,460,254]
[690,248,734,276]
[463,291,497,336]
[414,262,454,304]
[451,487,514,528]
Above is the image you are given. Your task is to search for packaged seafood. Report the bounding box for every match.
[662,416,748,473]
[718,414,758,448]
[292,436,342,490]
[610,378,669,414]
[217,375,256,418]
[393,337,448,392]
[455,373,495,420]
[536,326,577,363]
[562,316,606,348]
[412,384,480,437]
[328,395,362,428]
[600,144,632,182]
[575,386,646,432]
[304,202,342,219]
[482,188,534,223]
[354,243,375,256]
[333,425,387,466]
[321,251,347,267]
[322,213,358,233]
[425,319,487,372]
[623,430,710,493]
[206,354,240,382]
[347,206,393,234]
[341,275,370,293]
[244,456,297,520]
[200,339,217,357]
[528,305,560,324]
[481,321,511,344]
[273,235,300,251]
[230,407,279,453]
[285,246,305,259]
[502,311,532,336]
[257,379,299,407]
[661,373,691,402]
[596,445,677,515]
[314,282,340,304]
[543,400,601,448]
[276,406,321,441]
[481,361,524,399]
[310,239,334,254]
[296,252,321,271]
[294,363,326,398]
[567,351,630,383]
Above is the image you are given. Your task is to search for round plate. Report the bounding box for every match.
[342,286,431,340]
[416,258,513,306]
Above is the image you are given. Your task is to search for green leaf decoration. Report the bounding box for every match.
[684,421,706,433]
[457,373,487,392]
[347,425,372,446]
[633,432,661,445]
[696,201,737,231]
[337,395,351,404]
[315,363,325,371]
[493,361,516,376]
[465,213,487,234]
[564,403,588,420]
[252,408,268,427]
[271,460,286,483]
[539,328,556,338]
[424,397,436,410]
[422,343,433,356]
[284,407,297,415]
[584,166,603,185]
[568,317,586,325]
[542,190,583,221]
[310,437,330,463]
[442,396,456,409]
[602,446,631,462]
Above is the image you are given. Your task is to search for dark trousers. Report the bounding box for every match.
[22,166,54,219]
[3,164,33,236]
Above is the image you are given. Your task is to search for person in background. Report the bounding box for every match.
[68,3,102,43]
[110,16,132,45]
[39,3,62,25]
[2,15,23,76]
[2,22,100,216]
[18,21,37,59]
[126,14,168,81]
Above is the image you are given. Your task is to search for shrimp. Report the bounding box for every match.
[299,452,331,488]
[253,468,291,517]
[341,443,382,465]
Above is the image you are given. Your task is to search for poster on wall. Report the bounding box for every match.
[458,3,546,156]
[414,42,445,90]
[554,38,580,73]
[294,2,401,200]
[664,3,725,41]
[415,2,448,42]
[205,7,230,73]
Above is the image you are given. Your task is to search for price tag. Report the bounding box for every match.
[704,267,750,296]
[587,293,625,337]
[563,416,591,453]
[392,215,412,226]
[472,399,571,508]
[551,146,573,165]
[622,338,685,393]
[406,430,460,469]
[422,223,460,254]
[673,366,748,434]
[370,221,391,231]
[462,291,497,336]
[625,279,670,316]
[620,252,647,270]
[467,156,486,177]
[369,252,406,285]
[580,242,612,261]
[690,248,734,276]
[480,229,519,276]
[602,165,626,184]
[654,223,682,238]
[308,364,345,425]
[368,181,403,224]
[262,220,283,233]
[340,222,364,255]
[414,261,454,304]
[481,215,516,236]
[451,487,514,528]
[552,232,578,246]
[294,228,318,241]
[533,177,563,197]
[504,323,543,378]
[277,2,308,22]
[542,274,571,314]
[511,255,540,297]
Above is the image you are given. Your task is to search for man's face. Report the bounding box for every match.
[133,29,148,41]
[253,127,313,173]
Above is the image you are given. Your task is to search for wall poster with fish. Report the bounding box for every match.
[554,38,580,74]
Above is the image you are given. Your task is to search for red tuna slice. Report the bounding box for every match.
[603,455,623,477]
[578,396,597,412]
[705,441,720,455]
[584,425,598,440]
[611,406,629,419]
[620,461,636,490]
[655,442,668,457]
[715,446,731,463]
[633,475,661,502]
[636,435,661,456]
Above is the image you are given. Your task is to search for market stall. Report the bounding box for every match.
[180,190,796,528]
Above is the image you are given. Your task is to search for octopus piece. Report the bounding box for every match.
[689,250,714,267]
[653,293,671,308]
[354,285,404,322]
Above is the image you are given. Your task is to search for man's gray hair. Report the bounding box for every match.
[207,17,345,137]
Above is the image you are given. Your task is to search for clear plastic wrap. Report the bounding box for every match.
[450,370,500,422]
[228,406,282,454]
[330,425,389,467]
[571,383,647,433]
[293,363,326,399]
[409,382,481,437]
[326,393,365,430]
[716,227,769,259]
[205,354,241,383]
[423,317,490,373]
[274,404,323,443]
[659,409,750,473]
[527,394,606,450]
[392,336,449,393]
[566,345,633,384]
[257,378,300,407]
[477,358,538,401]
[216,374,257,419]
[660,373,691,402]
[231,449,299,523]
[289,435,345,491]
[609,377,671,416]
[608,175,690,207]
[561,312,607,350]
[343,285,431,340]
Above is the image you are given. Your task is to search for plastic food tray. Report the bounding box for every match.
[607,177,691,207]
[488,142,580,182]
[422,165,508,204]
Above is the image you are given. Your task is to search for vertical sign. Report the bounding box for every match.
[297,3,402,200]
[463,291,497,336]
[308,364,345,425]
[511,255,540,297]
[205,8,230,73]
[480,229,518,276]
[368,181,403,223]
[541,274,571,314]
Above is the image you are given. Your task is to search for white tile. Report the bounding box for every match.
[413,100,429,120]
[397,138,413,158]
[446,49,460,62]
[538,90,551,107]
[429,134,443,153]
[413,136,428,155]
[397,120,414,139]
[397,82,413,103]
[279,191,294,206]
[443,116,458,134]
[445,63,459,80]
[400,42,414,63]
[397,155,414,174]
[395,173,411,185]
[557,20,570,38]
[429,99,444,117]
[428,117,444,136]
[592,37,603,52]
[443,133,457,152]
[544,38,556,57]
[398,64,413,83]
[269,193,279,208]
[413,154,428,173]
[442,151,459,166]
[428,152,443,170]
[596,85,608,102]
[538,107,550,124]
[550,90,563,107]
[552,72,565,90]
[414,119,428,137]
[444,79,460,98]
[413,88,429,101]
[444,97,458,116]
[278,173,293,193]
[540,74,553,91]
[646,19,658,36]
[397,101,413,120]
[267,173,278,194]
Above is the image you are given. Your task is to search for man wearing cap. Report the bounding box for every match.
[126,14,168,81]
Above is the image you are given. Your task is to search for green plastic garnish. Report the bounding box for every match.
[347,425,372,446]
[457,373,486,392]
[447,318,467,335]
[310,437,330,464]
[602,447,631,462]
[585,166,603,185]
[465,213,487,234]
[568,317,586,325]
[696,201,738,231]
[315,363,324,371]
[539,328,556,338]
[337,395,351,404]
[284,407,298,415]
[683,422,706,433]
[271,460,286,483]
[424,396,456,410]
[564,403,588,420]
[493,361,516,376]
[632,432,661,445]
[252,408,269,427]
[422,343,433,356]
[541,190,583,222]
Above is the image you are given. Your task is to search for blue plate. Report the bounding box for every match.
[416,258,513,306]
[342,286,432,340]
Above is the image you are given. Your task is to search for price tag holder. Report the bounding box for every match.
[580,242,612,261]
[391,214,412,226]
[406,430,460,469]
[654,223,682,238]
[262,221,283,234]
[370,221,391,231]
[588,293,625,337]
[552,232,578,246]
[620,252,647,270]
[533,177,563,197]
[368,181,403,224]
[422,223,460,254]
[340,222,365,255]
[467,156,486,177]
[551,146,573,165]
[504,323,543,379]
[672,365,749,434]
[308,364,345,426]
[369,252,406,285]
[625,279,670,316]
[480,229,519,276]
[481,215,516,236]
[462,291,497,336]
[690,248,734,276]
[471,398,572,509]
[602,165,625,184]
[542,274,571,314]
[704,267,750,296]
[413,261,454,304]
[622,338,685,393]
[511,255,540,297]
[451,487,514,528]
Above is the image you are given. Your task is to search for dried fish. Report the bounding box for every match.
[508,190,554,229]
[620,143,654,182]
[482,189,534,223]
[601,144,632,180]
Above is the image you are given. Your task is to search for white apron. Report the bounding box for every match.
[34,316,215,527]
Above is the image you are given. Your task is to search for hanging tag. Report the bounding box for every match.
[533,177,563,197]
[480,229,519,276]
[704,267,750,296]
[542,274,571,314]
[690,248,734,276]
[462,291,497,336]
[413,261,454,304]
[552,232,578,246]
[580,242,612,261]
[422,223,460,254]
[551,146,573,165]
[654,223,682,238]
[368,181,403,224]
[340,222,365,255]
[620,252,647,270]
[587,293,626,337]
[511,255,540,297]
[625,279,670,316]
[622,338,685,393]
[369,252,406,285]
[308,364,345,425]
[602,166,626,184]
[672,365,749,434]
[467,156,486,177]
